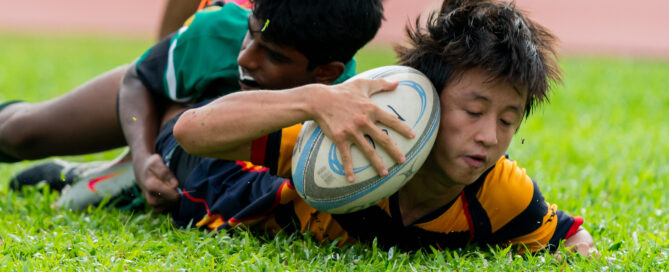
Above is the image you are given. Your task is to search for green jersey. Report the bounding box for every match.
[135,2,356,103]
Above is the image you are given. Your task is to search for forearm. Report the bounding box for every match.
[118,65,162,164]
[173,85,319,159]
[118,63,182,212]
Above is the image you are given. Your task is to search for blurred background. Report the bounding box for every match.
[0,0,668,58]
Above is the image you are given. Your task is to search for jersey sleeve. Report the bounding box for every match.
[135,3,249,103]
[250,124,302,178]
[479,156,584,252]
[135,33,176,99]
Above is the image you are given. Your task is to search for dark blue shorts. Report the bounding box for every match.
[154,99,291,228]
[154,99,215,187]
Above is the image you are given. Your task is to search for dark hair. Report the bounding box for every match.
[396,0,561,119]
[252,0,384,69]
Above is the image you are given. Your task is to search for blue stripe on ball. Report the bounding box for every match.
[293,125,323,200]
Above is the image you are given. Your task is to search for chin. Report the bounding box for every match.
[454,177,478,186]
[451,169,484,186]
[435,167,474,187]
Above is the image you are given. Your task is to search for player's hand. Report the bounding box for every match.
[134,154,180,213]
[554,242,601,262]
[555,227,600,261]
[569,242,600,258]
[308,78,415,182]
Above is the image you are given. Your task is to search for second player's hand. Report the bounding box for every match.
[135,154,180,213]
[307,78,415,182]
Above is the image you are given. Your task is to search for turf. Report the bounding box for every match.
[0,31,667,271]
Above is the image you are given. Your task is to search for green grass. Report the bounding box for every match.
[0,31,667,271]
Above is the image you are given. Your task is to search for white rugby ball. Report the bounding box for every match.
[291,65,440,214]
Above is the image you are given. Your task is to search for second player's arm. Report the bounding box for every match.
[118,62,180,212]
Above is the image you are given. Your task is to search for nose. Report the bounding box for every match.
[237,39,259,71]
[474,116,498,147]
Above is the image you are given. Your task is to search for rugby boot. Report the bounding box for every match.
[10,158,106,191]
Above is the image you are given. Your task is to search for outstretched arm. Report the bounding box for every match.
[174,78,414,182]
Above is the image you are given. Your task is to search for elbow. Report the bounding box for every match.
[118,62,144,110]
[120,62,140,93]
[173,109,202,155]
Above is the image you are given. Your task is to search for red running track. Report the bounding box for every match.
[0,0,667,58]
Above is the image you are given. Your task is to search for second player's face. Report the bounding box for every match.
[429,68,527,186]
[237,16,315,91]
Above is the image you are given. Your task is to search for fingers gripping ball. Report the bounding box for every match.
[292,66,440,214]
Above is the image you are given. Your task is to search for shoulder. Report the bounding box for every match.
[469,156,582,250]
[480,156,535,205]
[476,156,542,231]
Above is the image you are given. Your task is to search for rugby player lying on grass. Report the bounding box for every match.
[172,0,598,255]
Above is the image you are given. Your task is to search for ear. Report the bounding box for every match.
[312,61,346,85]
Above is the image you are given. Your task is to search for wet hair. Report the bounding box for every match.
[396,0,561,118]
[252,0,384,69]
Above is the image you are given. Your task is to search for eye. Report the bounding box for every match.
[500,119,513,127]
[466,110,482,117]
[264,48,291,63]
[268,52,286,62]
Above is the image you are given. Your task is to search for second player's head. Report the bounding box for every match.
[237,0,385,91]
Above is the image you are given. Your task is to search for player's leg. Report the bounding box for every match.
[49,105,191,211]
[14,102,191,209]
[0,65,129,162]
[157,0,200,40]
[0,101,23,162]
[9,157,108,191]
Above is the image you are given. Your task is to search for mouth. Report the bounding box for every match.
[463,154,486,168]
[239,67,260,90]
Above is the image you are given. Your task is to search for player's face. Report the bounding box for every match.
[429,68,526,186]
[237,15,315,91]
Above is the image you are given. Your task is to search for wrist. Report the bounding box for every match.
[129,149,153,184]
[294,83,325,121]
[129,147,152,163]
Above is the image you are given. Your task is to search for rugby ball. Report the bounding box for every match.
[291,65,440,214]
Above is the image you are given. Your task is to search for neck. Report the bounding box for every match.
[397,156,465,226]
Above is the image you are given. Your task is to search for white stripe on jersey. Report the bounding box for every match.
[166,26,193,103]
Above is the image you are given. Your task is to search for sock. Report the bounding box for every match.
[0,100,24,163]
[0,100,21,113]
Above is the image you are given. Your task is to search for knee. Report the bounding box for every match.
[0,110,43,159]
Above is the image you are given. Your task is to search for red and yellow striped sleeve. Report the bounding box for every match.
[250,124,302,178]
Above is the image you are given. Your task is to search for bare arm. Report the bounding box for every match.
[118,63,180,212]
[175,86,313,159]
[174,78,414,181]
